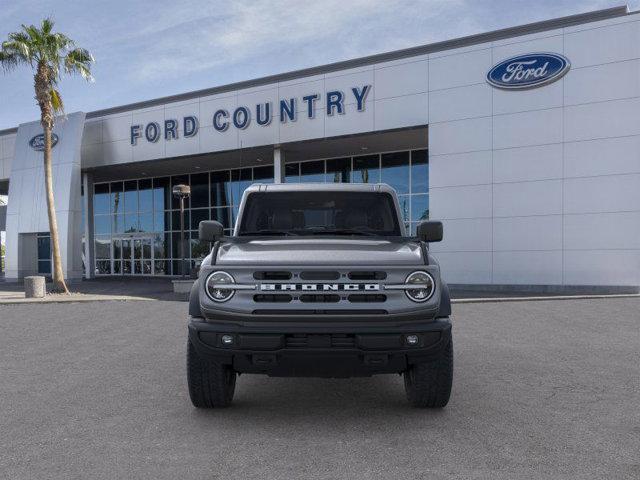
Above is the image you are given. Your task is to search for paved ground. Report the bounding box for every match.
[1,298,639,479]
[0,277,185,302]
[0,277,195,304]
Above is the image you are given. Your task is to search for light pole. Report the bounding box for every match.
[172,184,191,278]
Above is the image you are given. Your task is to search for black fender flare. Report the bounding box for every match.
[437,280,451,318]
[188,279,203,318]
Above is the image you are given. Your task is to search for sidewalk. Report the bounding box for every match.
[0,277,185,304]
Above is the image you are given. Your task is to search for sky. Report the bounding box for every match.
[0,0,638,130]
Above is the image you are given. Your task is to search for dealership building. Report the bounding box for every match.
[1,5,639,291]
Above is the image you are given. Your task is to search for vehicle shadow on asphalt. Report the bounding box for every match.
[185,375,454,422]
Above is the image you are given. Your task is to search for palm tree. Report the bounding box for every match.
[0,18,93,293]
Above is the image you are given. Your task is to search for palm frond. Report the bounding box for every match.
[41,17,54,35]
[50,87,64,113]
[64,47,94,81]
[0,50,19,71]
[23,24,43,46]
[3,32,33,60]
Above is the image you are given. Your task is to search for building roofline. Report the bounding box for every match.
[0,4,631,136]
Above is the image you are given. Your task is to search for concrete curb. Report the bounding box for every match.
[452,293,640,304]
[0,294,153,305]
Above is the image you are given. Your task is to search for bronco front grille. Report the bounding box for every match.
[247,269,393,309]
[347,271,387,280]
[253,271,292,280]
[348,294,387,303]
[253,294,292,303]
[300,294,340,303]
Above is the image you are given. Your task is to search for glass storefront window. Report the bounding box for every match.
[190,173,209,208]
[111,182,123,215]
[212,207,231,229]
[253,165,273,183]
[94,183,110,215]
[94,215,111,235]
[381,151,410,194]
[113,238,122,260]
[190,208,209,230]
[96,260,111,275]
[138,179,153,212]
[397,195,410,222]
[172,260,186,277]
[92,150,427,275]
[411,194,429,222]
[230,168,252,206]
[95,236,110,259]
[211,171,231,207]
[300,160,325,183]
[112,214,125,234]
[352,155,380,183]
[153,233,168,259]
[154,260,169,275]
[124,213,138,233]
[326,158,350,183]
[124,180,138,213]
[139,213,153,232]
[411,149,429,193]
[285,163,299,183]
[153,177,171,211]
[154,211,167,232]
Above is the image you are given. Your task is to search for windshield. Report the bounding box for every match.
[238,191,401,236]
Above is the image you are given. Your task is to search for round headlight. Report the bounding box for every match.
[404,271,435,302]
[205,271,235,302]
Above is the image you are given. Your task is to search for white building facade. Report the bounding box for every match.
[1,5,639,292]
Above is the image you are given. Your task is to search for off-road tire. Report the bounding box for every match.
[404,338,453,408]
[187,340,236,408]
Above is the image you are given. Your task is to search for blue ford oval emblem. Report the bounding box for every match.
[487,53,570,90]
[29,133,59,151]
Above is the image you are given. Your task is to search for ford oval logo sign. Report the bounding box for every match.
[487,53,570,90]
[29,133,59,151]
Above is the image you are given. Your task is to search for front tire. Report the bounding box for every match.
[404,338,453,408]
[187,340,236,408]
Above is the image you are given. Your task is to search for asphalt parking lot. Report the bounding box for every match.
[1,297,639,479]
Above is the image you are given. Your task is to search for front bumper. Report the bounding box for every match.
[188,317,452,377]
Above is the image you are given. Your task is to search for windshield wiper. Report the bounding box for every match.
[316,229,378,236]
[239,229,299,236]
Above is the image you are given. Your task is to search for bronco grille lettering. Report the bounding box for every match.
[260,283,380,291]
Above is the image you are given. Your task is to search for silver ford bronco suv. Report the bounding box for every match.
[187,183,453,408]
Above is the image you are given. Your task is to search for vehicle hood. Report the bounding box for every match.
[216,238,424,266]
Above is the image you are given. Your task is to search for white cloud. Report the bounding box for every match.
[121,0,468,81]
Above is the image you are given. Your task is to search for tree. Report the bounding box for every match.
[0,18,93,293]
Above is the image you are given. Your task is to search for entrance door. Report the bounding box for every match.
[133,237,153,275]
[112,235,154,275]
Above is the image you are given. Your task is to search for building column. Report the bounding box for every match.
[273,146,285,183]
[82,172,94,279]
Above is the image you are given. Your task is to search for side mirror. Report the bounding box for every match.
[416,221,443,242]
[199,220,224,242]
